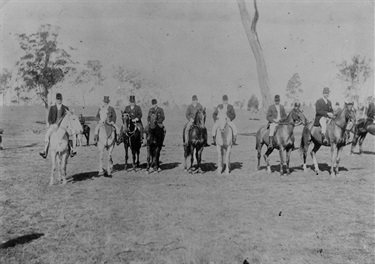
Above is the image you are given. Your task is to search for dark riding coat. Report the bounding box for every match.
[314,98,333,126]
[96,106,117,123]
[186,103,203,121]
[124,105,143,121]
[147,106,165,125]
[213,104,236,121]
[367,102,375,120]
[48,104,69,125]
[266,104,287,123]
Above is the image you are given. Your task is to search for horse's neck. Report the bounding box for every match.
[332,109,348,128]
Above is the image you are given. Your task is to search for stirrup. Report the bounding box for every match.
[39,151,47,159]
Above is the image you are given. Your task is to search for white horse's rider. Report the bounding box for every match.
[39,93,76,158]
[266,94,287,149]
[93,96,121,146]
[212,95,238,145]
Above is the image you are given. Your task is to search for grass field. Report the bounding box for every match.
[0,105,374,264]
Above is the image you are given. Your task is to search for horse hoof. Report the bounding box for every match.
[267,168,271,174]
[157,168,162,173]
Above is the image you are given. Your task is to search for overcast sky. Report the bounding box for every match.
[1,0,374,106]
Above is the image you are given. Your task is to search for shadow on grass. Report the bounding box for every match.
[238,132,257,137]
[70,171,98,182]
[199,162,243,172]
[362,150,375,155]
[160,162,181,170]
[0,233,44,249]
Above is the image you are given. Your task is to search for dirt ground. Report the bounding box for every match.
[1,105,374,264]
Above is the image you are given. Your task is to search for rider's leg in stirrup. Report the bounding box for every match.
[268,123,276,149]
[183,121,193,146]
[211,121,218,145]
[319,117,328,144]
[40,125,57,158]
[228,121,238,145]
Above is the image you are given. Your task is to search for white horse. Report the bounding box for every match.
[214,108,233,175]
[97,107,116,176]
[49,111,83,186]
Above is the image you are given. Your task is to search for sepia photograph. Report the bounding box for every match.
[0,0,374,263]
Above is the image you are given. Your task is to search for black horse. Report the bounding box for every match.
[183,108,206,173]
[120,112,142,171]
[81,124,90,146]
[146,113,164,174]
[351,118,375,154]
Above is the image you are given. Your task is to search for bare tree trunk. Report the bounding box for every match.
[237,0,272,109]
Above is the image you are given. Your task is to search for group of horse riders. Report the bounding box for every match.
[39,87,374,159]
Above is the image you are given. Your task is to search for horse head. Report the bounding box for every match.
[194,108,206,128]
[217,108,228,132]
[292,108,308,126]
[60,111,83,136]
[149,113,158,129]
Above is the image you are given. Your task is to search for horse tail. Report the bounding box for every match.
[255,128,262,150]
[299,124,311,156]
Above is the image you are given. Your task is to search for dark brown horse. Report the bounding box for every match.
[183,108,206,173]
[146,113,164,174]
[350,118,375,154]
[120,112,141,171]
[300,104,356,176]
[256,108,307,175]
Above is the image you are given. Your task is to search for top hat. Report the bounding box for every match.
[151,99,157,105]
[222,95,228,101]
[129,95,135,103]
[56,93,62,100]
[274,95,280,101]
[103,96,110,103]
[192,95,198,101]
[323,87,330,94]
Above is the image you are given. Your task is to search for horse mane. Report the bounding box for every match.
[193,109,205,128]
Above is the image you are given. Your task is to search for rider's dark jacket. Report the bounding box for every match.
[48,104,69,125]
[314,98,333,126]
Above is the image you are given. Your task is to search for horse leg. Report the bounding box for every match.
[263,147,274,174]
[49,152,56,186]
[56,154,62,184]
[61,153,68,185]
[189,145,194,173]
[183,146,189,172]
[86,129,90,146]
[279,147,285,175]
[286,148,292,175]
[310,143,321,175]
[216,145,222,175]
[196,147,204,174]
[108,146,114,176]
[257,144,263,171]
[358,133,367,155]
[330,143,338,176]
[351,133,359,154]
[98,148,104,176]
[335,146,344,176]
[124,145,129,171]
[157,147,162,172]
[224,146,231,175]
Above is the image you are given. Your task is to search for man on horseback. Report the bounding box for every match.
[212,95,238,145]
[145,99,166,146]
[266,95,287,149]
[123,95,145,146]
[314,87,334,145]
[39,93,76,158]
[183,95,210,147]
[93,96,121,146]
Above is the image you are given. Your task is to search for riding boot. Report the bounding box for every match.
[69,140,77,157]
[212,136,216,146]
[39,141,49,159]
[94,134,99,146]
[162,127,166,147]
[182,127,187,146]
[268,136,273,149]
[203,128,210,147]
[233,135,238,145]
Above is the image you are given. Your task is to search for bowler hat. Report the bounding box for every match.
[151,99,157,105]
[56,93,62,100]
[274,95,280,101]
[323,87,330,94]
[294,101,301,107]
[103,96,110,103]
[346,101,354,106]
[129,95,135,103]
[222,95,228,101]
[192,95,198,101]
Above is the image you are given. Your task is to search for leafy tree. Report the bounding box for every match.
[15,24,76,123]
[337,55,372,107]
[286,73,303,102]
[247,94,259,111]
[0,68,12,105]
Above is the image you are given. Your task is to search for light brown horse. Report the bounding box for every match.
[300,104,356,176]
[256,108,307,175]
[49,111,83,186]
[214,108,233,175]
